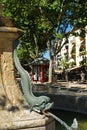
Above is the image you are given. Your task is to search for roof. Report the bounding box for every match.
[30,57,49,65]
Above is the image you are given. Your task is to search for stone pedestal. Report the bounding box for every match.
[0,110,55,130]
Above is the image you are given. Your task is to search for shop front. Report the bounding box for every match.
[30,58,49,83]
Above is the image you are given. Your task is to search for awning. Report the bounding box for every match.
[30,57,49,65]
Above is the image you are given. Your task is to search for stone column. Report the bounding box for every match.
[68,35,73,59]
[0,24,26,109]
[75,34,81,66]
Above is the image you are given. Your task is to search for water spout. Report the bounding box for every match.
[48,112,78,130]
[71,118,78,129]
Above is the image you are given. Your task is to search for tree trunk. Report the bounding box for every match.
[47,40,53,83]
[33,34,39,58]
[49,55,53,83]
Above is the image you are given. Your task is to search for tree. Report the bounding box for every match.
[1,0,54,61]
[1,0,87,82]
[41,0,87,82]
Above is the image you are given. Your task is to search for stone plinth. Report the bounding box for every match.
[0,110,55,130]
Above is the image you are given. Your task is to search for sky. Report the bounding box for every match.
[43,50,50,59]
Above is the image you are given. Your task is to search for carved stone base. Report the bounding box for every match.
[0,110,55,130]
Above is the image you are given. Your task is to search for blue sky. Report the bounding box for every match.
[43,50,50,59]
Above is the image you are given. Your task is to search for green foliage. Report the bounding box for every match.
[1,0,52,62]
[1,0,87,63]
[58,56,69,69]
[17,43,33,64]
[56,33,63,39]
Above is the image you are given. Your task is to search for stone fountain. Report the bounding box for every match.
[0,4,55,130]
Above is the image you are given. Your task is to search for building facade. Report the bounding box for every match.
[54,26,87,70]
